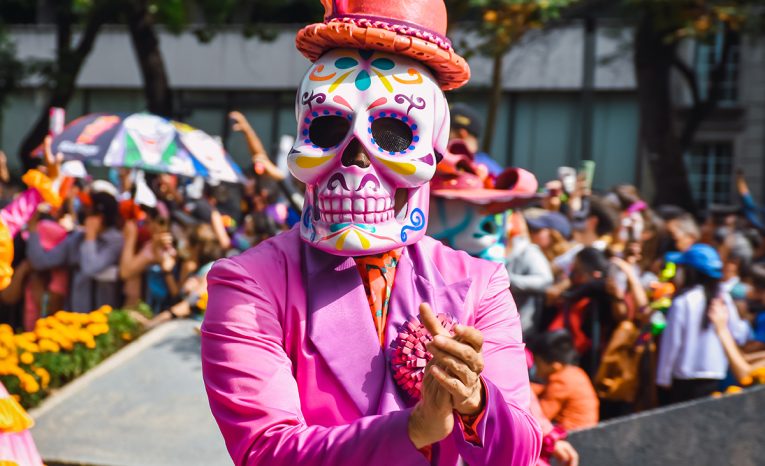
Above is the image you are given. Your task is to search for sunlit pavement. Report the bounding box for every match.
[30,319,230,466]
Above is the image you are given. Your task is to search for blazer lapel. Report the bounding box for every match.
[303,243,386,416]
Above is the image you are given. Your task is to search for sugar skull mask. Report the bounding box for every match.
[288,48,450,256]
[427,199,507,263]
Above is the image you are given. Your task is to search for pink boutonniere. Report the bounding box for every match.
[391,314,457,399]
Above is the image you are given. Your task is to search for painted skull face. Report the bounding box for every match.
[427,198,507,263]
[288,48,449,256]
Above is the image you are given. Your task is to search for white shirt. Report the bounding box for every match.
[656,286,751,387]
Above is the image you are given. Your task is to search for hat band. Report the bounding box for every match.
[326,15,453,51]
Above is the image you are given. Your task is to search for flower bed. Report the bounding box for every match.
[0,305,144,409]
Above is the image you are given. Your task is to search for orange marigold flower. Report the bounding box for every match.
[89,312,108,324]
[39,339,60,353]
[34,367,51,388]
[22,376,40,394]
[86,323,109,336]
[19,353,33,365]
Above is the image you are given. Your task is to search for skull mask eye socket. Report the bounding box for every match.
[479,218,498,235]
[309,115,351,149]
[371,117,413,153]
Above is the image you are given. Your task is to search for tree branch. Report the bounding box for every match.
[678,25,734,151]
[671,52,700,110]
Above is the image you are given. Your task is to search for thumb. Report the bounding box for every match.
[419,303,448,338]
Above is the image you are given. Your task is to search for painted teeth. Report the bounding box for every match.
[318,195,395,223]
[353,199,365,213]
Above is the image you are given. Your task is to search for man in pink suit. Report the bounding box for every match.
[201,1,542,464]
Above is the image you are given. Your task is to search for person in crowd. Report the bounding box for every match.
[448,102,503,175]
[27,181,124,313]
[736,263,765,351]
[132,223,223,329]
[736,170,765,232]
[547,247,618,377]
[552,196,618,276]
[708,297,765,385]
[525,207,572,262]
[666,212,700,253]
[528,329,600,430]
[120,205,179,312]
[507,212,554,338]
[656,243,750,404]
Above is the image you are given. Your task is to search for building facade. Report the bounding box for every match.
[2,22,763,207]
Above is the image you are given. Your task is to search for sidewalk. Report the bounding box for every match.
[29,319,230,466]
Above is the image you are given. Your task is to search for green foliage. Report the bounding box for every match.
[448,0,581,57]
[622,0,761,42]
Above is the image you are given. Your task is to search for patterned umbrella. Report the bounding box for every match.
[46,112,244,183]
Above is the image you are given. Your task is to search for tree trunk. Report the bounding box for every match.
[482,52,504,154]
[634,14,696,213]
[127,0,173,117]
[17,5,105,170]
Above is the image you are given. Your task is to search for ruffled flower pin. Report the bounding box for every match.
[391,313,457,399]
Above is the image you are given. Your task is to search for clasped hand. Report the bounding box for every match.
[408,303,486,449]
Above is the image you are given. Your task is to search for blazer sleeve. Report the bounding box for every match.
[201,258,427,466]
[450,263,542,466]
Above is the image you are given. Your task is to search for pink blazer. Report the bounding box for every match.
[202,227,541,465]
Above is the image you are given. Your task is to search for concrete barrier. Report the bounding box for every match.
[567,385,765,466]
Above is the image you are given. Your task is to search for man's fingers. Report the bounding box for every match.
[422,363,451,407]
[430,335,484,374]
[419,302,448,337]
[430,365,473,400]
[453,324,483,352]
[428,346,479,388]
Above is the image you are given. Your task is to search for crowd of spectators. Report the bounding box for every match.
[2,104,764,464]
[0,112,297,331]
[511,167,765,428]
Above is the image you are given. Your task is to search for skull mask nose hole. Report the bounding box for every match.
[341,138,372,169]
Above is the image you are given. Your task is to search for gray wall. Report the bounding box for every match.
[567,386,765,466]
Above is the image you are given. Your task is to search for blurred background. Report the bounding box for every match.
[0,0,761,215]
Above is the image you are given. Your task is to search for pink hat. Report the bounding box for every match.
[295,0,470,90]
[430,139,539,213]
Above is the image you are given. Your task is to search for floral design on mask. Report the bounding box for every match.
[309,50,424,94]
[289,48,450,256]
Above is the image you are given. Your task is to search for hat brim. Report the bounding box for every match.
[431,188,540,213]
[296,21,470,91]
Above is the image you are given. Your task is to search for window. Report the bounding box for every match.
[684,142,734,209]
[694,31,740,105]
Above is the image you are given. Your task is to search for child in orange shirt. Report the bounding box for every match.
[530,329,600,431]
